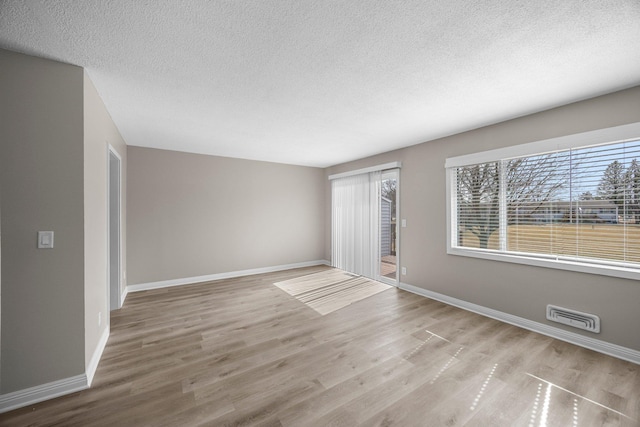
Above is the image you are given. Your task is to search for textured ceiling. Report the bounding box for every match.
[1,1,640,167]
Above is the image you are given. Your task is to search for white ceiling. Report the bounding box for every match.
[1,1,640,167]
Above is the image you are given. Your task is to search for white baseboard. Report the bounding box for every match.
[0,326,111,414]
[126,260,330,293]
[87,325,110,386]
[120,285,129,306]
[398,281,640,365]
[0,374,88,414]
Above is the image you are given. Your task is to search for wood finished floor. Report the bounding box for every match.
[2,265,639,426]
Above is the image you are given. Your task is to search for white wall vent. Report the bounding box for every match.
[546,305,600,333]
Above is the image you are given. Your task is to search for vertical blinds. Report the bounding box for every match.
[331,171,381,278]
[454,139,640,267]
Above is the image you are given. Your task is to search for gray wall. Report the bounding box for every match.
[83,72,127,367]
[326,86,640,351]
[127,147,325,285]
[0,50,85,392]
[0,49,126,395]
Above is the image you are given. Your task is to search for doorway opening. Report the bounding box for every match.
[108,147,122,311]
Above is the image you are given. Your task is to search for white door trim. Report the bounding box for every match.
[107,145,122,311]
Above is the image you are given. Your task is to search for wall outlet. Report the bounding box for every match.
[98,312,102,326]
[401,267,407,275]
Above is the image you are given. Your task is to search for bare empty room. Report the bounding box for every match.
[1,1,640,426]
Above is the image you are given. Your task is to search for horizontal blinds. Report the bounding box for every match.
[456,162,501,250]
[455,138,640,268]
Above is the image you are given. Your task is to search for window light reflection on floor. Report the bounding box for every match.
[525,373,636,424]
[470,363,498,411]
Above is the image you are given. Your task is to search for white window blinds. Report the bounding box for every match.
[448,123,640,278]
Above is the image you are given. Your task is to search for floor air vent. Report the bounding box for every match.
[546,305,600,333]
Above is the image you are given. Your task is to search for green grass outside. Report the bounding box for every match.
[461,223,640,264]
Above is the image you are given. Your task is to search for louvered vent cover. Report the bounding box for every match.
[546,305,600,333]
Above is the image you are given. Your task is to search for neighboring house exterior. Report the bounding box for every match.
[381,196,392,257]
[514,200,636,224]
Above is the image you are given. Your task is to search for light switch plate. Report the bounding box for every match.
[38,231,54,249]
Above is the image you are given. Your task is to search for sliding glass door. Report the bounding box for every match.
[379,169,399,284]
[331,167,399,285]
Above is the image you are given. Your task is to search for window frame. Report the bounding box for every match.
[445,122,640,281]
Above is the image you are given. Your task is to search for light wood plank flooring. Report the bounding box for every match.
[2,265,638,426]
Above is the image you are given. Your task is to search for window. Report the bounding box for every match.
[446,123,640,280]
